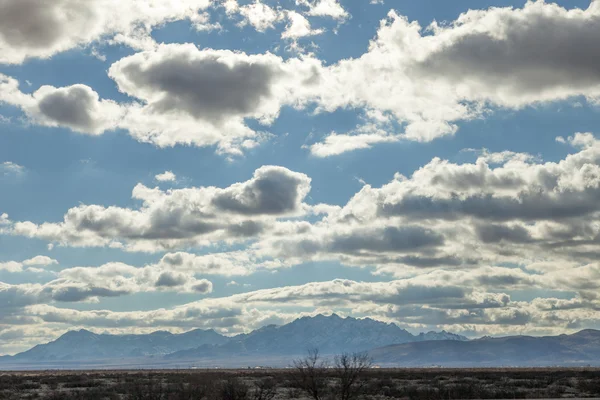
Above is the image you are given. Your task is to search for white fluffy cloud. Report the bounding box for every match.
[236,1,284,32]
[0,0,216,64]
[307,111,400,157]
[0,261,213,316]
[0,75,124,135]
[155,171,177,182]
[281,11,324,40]
[0,256,58,273]
[296,0,348,20]
[307,1,600,154]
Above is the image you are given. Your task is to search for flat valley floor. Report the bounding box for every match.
[2,368,600,399]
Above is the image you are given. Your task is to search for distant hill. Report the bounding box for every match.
[1,314,466,366]
[369,329,600,367]
[9,328,228,362]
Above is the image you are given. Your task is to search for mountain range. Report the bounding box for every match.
[370,329,600,367]
[0,314,464,367]
[2,314,600,368]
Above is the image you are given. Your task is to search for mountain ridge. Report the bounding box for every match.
[2,314,465,363]
[369,329,600,367]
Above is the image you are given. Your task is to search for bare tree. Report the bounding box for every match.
[292,348,329,400]
[333,352,372,400]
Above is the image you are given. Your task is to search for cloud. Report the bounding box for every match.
[0,256,58,273]
[0,260,215,314]
[32,85,123,134]
[110,44,322,154]
[0,161,25,177]
[3,2,600,156]
[3,259,600,350]
[0,76,124,135]
[10,135,600,272]
[307,1,600,149]
[155,171,176,182]
[308,112,400,157]
[13,269,600,339]
[0,262,24,273]
[416,1,600,107]
[0,0,215,64]
[22,256,58,267]
[212,165,311,215]
[9,134,600,277]
[281,11,324,40]
[296,0,349,20]
[237,1,283,32]
[158,250,285,276]
[10,165,312,252]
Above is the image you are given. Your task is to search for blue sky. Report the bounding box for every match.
[1,0,600,354]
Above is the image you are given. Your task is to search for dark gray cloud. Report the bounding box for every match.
[109,46,286,125]
[155,272,187,288]
[213,166,311,216]
[476,224,534,244]
[37,86,97,131]
[49,285,127,302]
[124,57,276,121]
[418,2,600,103]
[378,190,600,222]
[375,285,467,305]
[329,226,444,254]
[0,0,91,49]
[192,280,213,294]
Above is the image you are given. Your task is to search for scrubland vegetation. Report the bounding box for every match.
[2,367,600,399]
[1,353,600,400]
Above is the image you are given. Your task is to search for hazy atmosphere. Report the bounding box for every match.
[2,0,600,359]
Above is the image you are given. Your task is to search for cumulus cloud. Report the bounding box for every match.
[10,165,311,251]
[281,11,324,40]
[237,1,283,32]
[155,171,177,182]
[110,44,321,153]
[22,256,58,267]
[0,76,124,135]
[296,0,349,20]
[306,1,600,152]
[0,0,216,64]
[11,135,600,271]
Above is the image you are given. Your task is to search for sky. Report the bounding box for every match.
[1,0,600,355]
